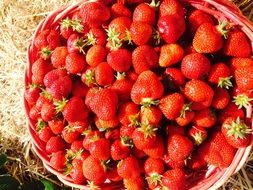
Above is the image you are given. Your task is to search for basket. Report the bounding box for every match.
[24,0,253,189]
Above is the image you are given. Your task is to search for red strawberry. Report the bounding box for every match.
[130,21,152,46]
[132,45,159,74]
[111,3,132,18]
[35,94,52,110]
[132,125,157,149]
[140,106,162,125]
[132,147,146,158]
[89,138,111,160]
[120,125,136,138]
[67,34,85,53]
[167,134,193,161]
[123,177,144,190]
[159,43,184,67]
[29,105,40,120]
[105,129,120,140]
[82,155,107,185]
[126,70,139,83]
[184,79,214,103]
[61,97,89,122]
[24,84,41,106]
[235,67,253,91]
[111,72,133,101]
[107,163,123,182]
[111,138,131,160]
[72,79,89,98]
[83,130,103,151]
[60,18,79,39]
[85,28,107,46]
[70,159,86,184]
[69,120,89,133]
[193,108,217,128]
[41,102,55,122]
[117,156,141,179]
[163,155,185,169]
[161,168,186,190]
[193,22,225,53]
[222,117,251,148]
[187,153,207,170]
[86,45,107,67]
[51,46,68,69]
[46,136,66,153]
[90,88,118,120]
[230,57,253,74]
[62,125,80,143]
[208,62,232,88]
[198,132,236,168]
[107,49,132,72]
[31,58,54,85]
[118,102,140,127]
[143,135,165,158]
[81,67,96,87]
[158,14,185,44]
[71,140,85,152]
[184,45,197,55]
[37,123,54,143]
[131,70,164,105]
[223,30,251,57]
[175,104,195,127]
[43,69,72,100]
[159,93,184,120]
[85,87,98,108]
[181,53,210,79]
[159,0,184,17]
[95,116,119,130]
[94,62,114,86]
[188,126,207,145]
[166,125,186,136]
[50,151,66,171]
[165,67,185,86]
[133,1,157,26]
[65,53,86,74]
[80,2,110,28]
[211,88,230,109]
[188,9,214,35]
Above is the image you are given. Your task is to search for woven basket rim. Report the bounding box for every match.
[24,0,253,189]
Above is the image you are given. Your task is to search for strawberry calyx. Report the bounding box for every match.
[28,83,39,89]
[106,26,122,50]
[153,30,161,45]
[141,98,160,108]
[146,172,162,186]
[216,20,229,39]
[180,103,192,118]
[233,94,253,109]
[74,37,86,54]
[129,113,140,127]
[84,69,96,87]
[224,117,252,139]
[121,136,133,147]
[84,31,97,46]
[115,72,126,80]
[217,76,233,89]
[40,46,52,60]
[36,119,47,131]
[124,30,132,45]
[54,98,68,113]
[87,180,100,190]
[41,89,53,101]
[90,133,101,143]
[149,0,160,9]
[140,124,158,138]
[101,159,110,171]
[82,128,92,136]
[192,132,205,145]
[61,18,84,33]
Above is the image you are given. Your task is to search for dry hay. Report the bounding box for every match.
[0,0,252,189]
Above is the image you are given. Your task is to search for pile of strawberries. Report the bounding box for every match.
[25,0,253,189]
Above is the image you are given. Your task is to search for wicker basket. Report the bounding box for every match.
[24,0,253,189]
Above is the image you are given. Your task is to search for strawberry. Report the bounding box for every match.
[193,22,225,53]
[80,2,110,28]
[62,125,80,143]
[181,53,210,79]
[187,153,207,170]
[175,104,195,127]
[184,79,214,103]
[81,68,96,87]
[132,45,159,74]
[37,123,54,143]
[130,21,153,46]
[85,28,107,46]
[193,108,217,128]
[235,67,253,91]
[126,70,139,83]
[161,168,186,190]
[223,29,251,57]
[61,97,89,122]
[83,130,103,151]
[230,57,253,74]
[167,134,193,161]
[133,1,157,26]
[131,70,164,105]
[163,155,185,169]
[143,134,165,158]
[94,62,114,86]
[24,84,41,106]
[85,87,98,108]
[158,14,185,44]
[41,102,55,122]
[31,58,54,85]
[105,129,120,140]
[89,138,111,160]
[50,151,66,171]
[184,45,197,55]
[123,177,144,190]
[69,120,89,133]
[72,79,89,98]
[222,117,252,148]
[198,132,236,168]
[29,105,40,120]
[132,125,157,149]
[86,45,107,67]
[159,0,184,17]
[208,62,232,88]
[140,106,162,125]
[166,125,186,136]
[211,88,230,109]
[117,156,141,179]
[233,92,253,109]
[164,67,185,86]
[67,34,85,53]
[187,9,214,35]
[111,3,132,18]
[111,138,131,160]
[145,158,164,189]
[111,72,133,101]
[70,140,85,152]
[70,159,86,184]
[95,116,119,130]
[107,163,123,182]
[107,48,132,72]
[43,69,72,100]
[60,18,80,39]
[51,46,68,69]
[132,147,147,158]
[159,93,185,120]
[65,52,86,74]
[188,126,207,145]
[82,155,107,185]
[35,94,52,110]
[90,88,118,120]
[46,136,66,153]
[118,102,139,127]
[159,44,184,67]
